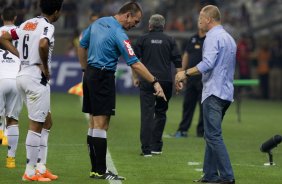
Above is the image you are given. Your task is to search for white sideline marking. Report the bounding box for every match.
[81,98,122,184]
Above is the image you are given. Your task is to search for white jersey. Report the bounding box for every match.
[11,16,55,78]
[0,49,20,79]
[0,24,18,47]
[0,25,17,36]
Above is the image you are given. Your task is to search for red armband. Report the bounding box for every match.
[10,29,19,40]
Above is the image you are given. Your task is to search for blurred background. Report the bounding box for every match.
[1,0,282,100]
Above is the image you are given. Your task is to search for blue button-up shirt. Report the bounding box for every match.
[196,25,236,103]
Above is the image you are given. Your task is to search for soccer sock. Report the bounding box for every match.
[92,129,107,175]
[36,128,49,174]
[38,128,49,164]
[87,128,96,172]
[25,130,41,176]
[7,125,19,158]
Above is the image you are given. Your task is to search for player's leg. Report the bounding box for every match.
[6,118,19,168]
[17,75,50,182]
[0,80,7,145]
[5,78,23,168]
[85,67,124,180]
[36,112,58,180]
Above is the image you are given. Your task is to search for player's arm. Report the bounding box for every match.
[78,26,91,71]
[0,31,19,57]
[39,38,50,80]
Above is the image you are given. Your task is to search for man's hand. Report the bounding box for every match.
[153,82,167,101]
[43,68,50,81]
[175,80,183,94]
[175,70,187,83]
[132,78,140,87]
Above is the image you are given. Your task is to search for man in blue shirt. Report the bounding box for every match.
[176,5,236,184]
[78,2,166,181]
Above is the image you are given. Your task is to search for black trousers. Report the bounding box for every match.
[177,77,204,135]
[139,81,172,153]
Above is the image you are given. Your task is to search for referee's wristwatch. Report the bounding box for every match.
[152,77,159,86]
[185,69,190,78]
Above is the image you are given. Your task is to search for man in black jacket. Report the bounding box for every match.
[133,14,182,157]
[172,28,206,138]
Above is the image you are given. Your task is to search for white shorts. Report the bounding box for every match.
[16,75,50,122]
[0,79,23,120]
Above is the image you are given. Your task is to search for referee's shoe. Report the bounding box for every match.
[90,170,126,180]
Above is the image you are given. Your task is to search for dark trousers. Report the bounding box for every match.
[259,74,269,99]
[202,95,234,181]
[140,81,172,153]
[177,78,204,135]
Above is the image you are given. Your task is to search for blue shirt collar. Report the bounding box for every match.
[206,25,223,36]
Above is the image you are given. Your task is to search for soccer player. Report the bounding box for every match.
[78,2,166,180]
[0,0,63,181]
[0,6,18,147]
[0,48,22,168]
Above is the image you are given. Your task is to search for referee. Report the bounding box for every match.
[133,14,182,156]
[78,2,166,180]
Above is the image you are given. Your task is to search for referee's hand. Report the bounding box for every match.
[153,82,167,101]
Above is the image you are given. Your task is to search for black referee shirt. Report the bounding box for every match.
[134,29,182,82]
[185,33,206,68]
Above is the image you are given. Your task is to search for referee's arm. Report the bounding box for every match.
[78,46,87,70]
[131,61,167,101]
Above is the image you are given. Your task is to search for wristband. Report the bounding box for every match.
[82,69,85,72]
[152,77,158,86]
[185,70,190,78]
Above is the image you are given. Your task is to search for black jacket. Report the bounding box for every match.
[134,29,182,82]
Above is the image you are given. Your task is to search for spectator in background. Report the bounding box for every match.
[269,36,282,100]
[237,33,251,80]
[65,13,100,57]
[65,29,80,57]
[62,0,78,29]
[133,14,182,156]
[167,14,185,32]
[172,27,205,138]
[90,0,104,15]
[257,44,271,99]
[236,33,254,97]
[11,0,27,25]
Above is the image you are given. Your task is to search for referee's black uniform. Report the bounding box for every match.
[134,28,182,155]
[177,33,205,137]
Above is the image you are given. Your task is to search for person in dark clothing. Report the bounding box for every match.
[133,14,182,157]
[172,28,206,138]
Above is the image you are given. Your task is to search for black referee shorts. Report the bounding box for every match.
[82,66,116,116]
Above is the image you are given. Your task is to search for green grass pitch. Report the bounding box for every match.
[0,93,281,183]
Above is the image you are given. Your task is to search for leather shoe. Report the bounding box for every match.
[219,179,235,184]
[193,177,220,183]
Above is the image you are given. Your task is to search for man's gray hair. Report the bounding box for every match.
[149,14,165,29]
